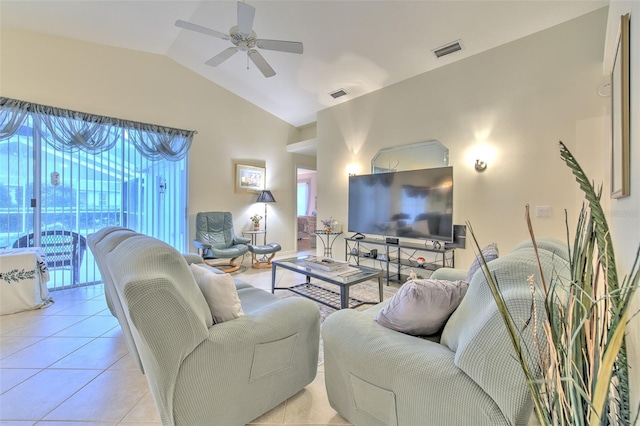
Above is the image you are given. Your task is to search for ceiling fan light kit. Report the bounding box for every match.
[175,1,303,78]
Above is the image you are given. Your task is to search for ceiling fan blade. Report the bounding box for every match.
[237,1,255,36]
[248,50,275,78]
[205,47,239,66]
[175,20,230,40]
[256,39,303,54]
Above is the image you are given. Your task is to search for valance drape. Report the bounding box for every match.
[0,97,196,161]
[0,98,30,140]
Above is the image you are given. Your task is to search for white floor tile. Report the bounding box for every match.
[2,315,88,338]
[52,300,110,316]
[49,337,128,369]
[119,392,161,424]
[0,368,40,393]
[43,370,148,423]
[37,421,116,426]
[0,336,44,359]
[0,369,101,421]
[52,316,119,338]
[1,337,94,368]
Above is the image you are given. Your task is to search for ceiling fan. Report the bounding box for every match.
[175,1,303,78]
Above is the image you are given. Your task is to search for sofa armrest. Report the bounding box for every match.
[193,240,211,251]
[430,267,468,282]
[173,297,321,425]
[321,309,508,425]
[182,252,204,264]
[208,296,320,345]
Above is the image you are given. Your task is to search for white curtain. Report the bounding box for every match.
[0,97,195,160]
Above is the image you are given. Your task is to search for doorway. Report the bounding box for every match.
[0,116,188,289]
[296,168,317,253]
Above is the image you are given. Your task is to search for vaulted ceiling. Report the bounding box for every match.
[1,1,607,127]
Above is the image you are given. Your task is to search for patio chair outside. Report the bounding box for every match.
[13,230,87,286]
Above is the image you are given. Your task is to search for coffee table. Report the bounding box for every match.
[271,256,384,309]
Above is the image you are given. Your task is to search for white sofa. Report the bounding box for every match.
[321,238,570,425]
[88,226,321,426]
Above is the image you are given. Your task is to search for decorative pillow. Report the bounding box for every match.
[375,279,469,336]
[466,242,499,282]
[189,263,244,323]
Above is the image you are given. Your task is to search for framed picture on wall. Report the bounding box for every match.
[235,163,265,194]
[610,13,630,199]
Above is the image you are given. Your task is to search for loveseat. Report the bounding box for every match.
[88,227,321,426]
[321,238,569,425]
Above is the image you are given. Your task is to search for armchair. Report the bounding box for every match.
[322,238,570,425]
[193,212,251,273]
[13,230,87,285]
[88,227,320,425]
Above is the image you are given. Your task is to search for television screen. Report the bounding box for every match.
[348,167,453,241]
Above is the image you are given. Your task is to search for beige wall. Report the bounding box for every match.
[605,1,640,414]
[317,8,609,268]
[0,28,302,253]
[316,4,640,411]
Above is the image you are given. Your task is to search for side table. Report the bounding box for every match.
[314,230,343,257]
[243,230,266,245]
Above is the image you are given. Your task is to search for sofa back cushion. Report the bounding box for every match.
[88,227,147,371]
[441,244,569,424]
[89,228,214,374]
[512,237,570,263]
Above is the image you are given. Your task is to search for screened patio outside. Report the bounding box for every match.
[0,117,188,290]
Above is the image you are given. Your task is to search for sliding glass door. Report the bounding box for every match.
[0,119,188,289]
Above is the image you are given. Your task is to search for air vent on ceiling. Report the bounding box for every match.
[329,89,348,99]
[432,40,463,58]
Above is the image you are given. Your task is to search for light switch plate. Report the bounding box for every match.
[535,205,551,217]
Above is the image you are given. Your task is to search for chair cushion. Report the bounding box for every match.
[248,243,282,255]
[207,244,248,259]
[375,279,469,336]
[190,263,244,323]
[466,242,499,282]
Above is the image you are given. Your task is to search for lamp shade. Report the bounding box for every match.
[256,190,276,203]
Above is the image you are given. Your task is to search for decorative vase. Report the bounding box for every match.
[253,222,260,231]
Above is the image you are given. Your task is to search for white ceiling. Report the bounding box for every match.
[1,0,607,127]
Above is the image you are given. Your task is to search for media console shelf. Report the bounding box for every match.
[344,237,455,283]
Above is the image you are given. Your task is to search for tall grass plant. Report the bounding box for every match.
[468,142,639,425]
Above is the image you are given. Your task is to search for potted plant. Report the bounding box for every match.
[321,217,335,233]
[469,141,639,425]
[249,214,262,230]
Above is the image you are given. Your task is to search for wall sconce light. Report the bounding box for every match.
[346,164,359,176]
[475,159,487,172]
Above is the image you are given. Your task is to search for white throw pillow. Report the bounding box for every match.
[189,263,244,323]
[375,279,469,336]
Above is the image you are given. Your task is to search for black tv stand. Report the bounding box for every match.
[351,232,366,239]
[345,237,455,283]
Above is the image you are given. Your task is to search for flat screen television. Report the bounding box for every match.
[348,167,453,242]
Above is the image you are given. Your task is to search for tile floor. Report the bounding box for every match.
[0,252,356,425]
